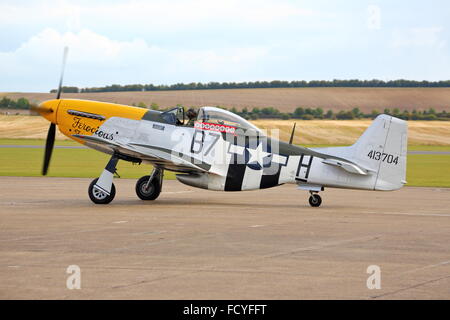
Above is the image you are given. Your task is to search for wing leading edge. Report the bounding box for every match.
[72,134,211,174]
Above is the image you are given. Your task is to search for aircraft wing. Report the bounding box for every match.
[72,135,210,173]
[129,143,211,173]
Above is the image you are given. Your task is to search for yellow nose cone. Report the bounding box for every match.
[36,99,60,124]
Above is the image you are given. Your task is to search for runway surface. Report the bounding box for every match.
[1,176,449,300]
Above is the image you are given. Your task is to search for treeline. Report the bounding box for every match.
[2,97,449,121]
[51,79,450,93]
[233,107,450,121]
[134,101,450,121]
[0,97,32,109]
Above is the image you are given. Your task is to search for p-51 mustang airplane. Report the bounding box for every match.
[34,49,408,206]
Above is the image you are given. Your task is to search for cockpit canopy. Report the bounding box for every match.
[161,106,185,125]
[197,107,261,134]
[154,106,262,135]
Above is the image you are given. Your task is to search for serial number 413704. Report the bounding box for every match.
[367,150,399,165]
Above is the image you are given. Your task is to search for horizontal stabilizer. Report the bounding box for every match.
[322,158,374,176]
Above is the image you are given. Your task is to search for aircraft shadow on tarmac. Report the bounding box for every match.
[67,197,358,210]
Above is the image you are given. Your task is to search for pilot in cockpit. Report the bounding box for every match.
[186,108,198,126]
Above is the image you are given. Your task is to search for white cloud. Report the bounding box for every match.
[367,5,381,30]
[392,27,447,49]
[0,28,270,91]
[1,1,449,91]
[0,0,317,34]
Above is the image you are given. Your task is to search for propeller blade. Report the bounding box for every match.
[42,123,56,175]
[30,104,39,116]
[41,47,67,175]
[56,46,69,100]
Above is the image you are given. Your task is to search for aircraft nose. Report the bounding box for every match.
[34,99,59,124]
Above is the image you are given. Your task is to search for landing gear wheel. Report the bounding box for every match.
[88,178,116,204]
[309,194,322,207]
[136,175,161,201]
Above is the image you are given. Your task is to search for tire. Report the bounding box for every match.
[136,175,161,201]
[309,194,322,207]
[88,178,116,204]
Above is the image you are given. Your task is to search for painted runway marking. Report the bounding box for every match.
[0,226,120,242]
[163,191,194,194]
[408,151,450,155]
[364,211,450,218]
[265,235,382,258]
[400,260,450,276]
[371,274,450,299]
[135,231,167,236]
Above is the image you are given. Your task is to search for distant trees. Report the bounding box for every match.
[233,106,450,121]
[49,86,80,93]
[0,97,31,109]
[49,79,450,93]
[1,97,449,121]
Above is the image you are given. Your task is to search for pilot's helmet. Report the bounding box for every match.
[187,108,198,119]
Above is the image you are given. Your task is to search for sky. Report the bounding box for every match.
[1,0,449,92]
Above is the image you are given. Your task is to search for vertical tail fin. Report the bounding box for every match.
[352,115,408,190]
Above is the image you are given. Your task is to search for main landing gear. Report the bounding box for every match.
[135,168,163,201]
[308,191,322,208]
[88,154,164,204]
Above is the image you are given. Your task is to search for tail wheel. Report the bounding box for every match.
[88,178,116,204]
[309,194,322,207]
[136,175,161,201]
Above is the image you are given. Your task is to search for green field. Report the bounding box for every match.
[0,139,449,187]
[0,147,176,179]
[0,138,79,146]
[406,155,450,187]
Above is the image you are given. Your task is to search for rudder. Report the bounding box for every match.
[352,115,408,191]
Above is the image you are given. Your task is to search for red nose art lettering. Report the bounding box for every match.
[194,122,236,135]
